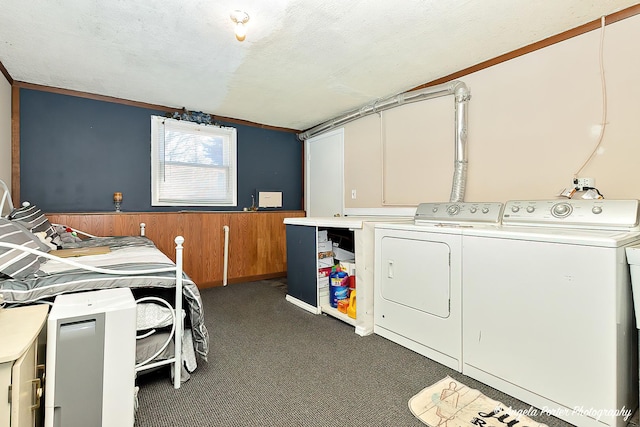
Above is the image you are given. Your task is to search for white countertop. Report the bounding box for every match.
[283,216,412,229]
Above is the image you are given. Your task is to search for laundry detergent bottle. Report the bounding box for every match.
[347,289,356,319]
[329,268,349,308]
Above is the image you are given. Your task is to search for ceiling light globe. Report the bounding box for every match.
[235,23,247,41]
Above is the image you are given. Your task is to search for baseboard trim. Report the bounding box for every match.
[285,295,321,314]
[198,272,287,288]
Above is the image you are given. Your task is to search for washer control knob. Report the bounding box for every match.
[526,206,535,213]
[511,205,520,213]
[447,204,460,216]
[551,202,572,218]
[432,207,438,213]
[469,207,477,213]
[592,206,603,214]
[481,207,489,214]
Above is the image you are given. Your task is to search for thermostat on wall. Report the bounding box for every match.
[258,191,283,208]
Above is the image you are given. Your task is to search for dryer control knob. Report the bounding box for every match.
[482,207,489,214]
[447,204,460,216]
[511,205,520,213]
[551,202,572,218]
[526,206,535,213]
[592,206,603,214]
[432,207,438,213]
[469,207,477,213]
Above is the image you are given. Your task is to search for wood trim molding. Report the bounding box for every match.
[410,4,640,91]
[207,115,301,134]
[11,86,20,205]
[14,81,176,112]
[13,81,301,133]
[0,61,13,85]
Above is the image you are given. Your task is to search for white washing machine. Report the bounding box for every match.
[374,202,503,371]
[462,199,640,427]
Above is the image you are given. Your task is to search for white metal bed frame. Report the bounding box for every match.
[0,180,186,389]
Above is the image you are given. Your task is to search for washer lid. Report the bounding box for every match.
[463,225,640,247]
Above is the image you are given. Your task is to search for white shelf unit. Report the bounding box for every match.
[317,226,357,326]
[284,216,412,336]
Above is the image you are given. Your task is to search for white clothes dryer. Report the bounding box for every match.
[462,199,640,427]
[374,202,503,372]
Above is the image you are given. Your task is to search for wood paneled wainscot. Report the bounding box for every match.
[46,211,305,288]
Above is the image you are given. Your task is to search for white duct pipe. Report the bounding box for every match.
[222,225,230,286]
[450,84,470,202]
[298,80,471,202]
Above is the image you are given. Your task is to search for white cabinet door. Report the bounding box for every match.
[0,363,11,426]
[305,129,344,217]
[0,305,47,427]
[11,341,38,427]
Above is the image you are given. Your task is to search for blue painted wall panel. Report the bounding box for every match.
[19,89,303,212]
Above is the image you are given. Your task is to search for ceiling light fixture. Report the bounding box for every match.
[230,10,250,42]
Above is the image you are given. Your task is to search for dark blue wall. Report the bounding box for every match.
[19,89,303,212]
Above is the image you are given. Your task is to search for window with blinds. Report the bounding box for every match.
[151,115,237,206]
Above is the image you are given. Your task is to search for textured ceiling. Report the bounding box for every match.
[1,0,638,131]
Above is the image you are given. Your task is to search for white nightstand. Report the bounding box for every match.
[0,305,48,427]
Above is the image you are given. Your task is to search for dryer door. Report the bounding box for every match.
[379,236,451,317]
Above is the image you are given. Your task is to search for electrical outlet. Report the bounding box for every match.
[351,189,357,200]
[573,177,595,190]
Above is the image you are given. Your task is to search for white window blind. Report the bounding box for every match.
[151,115,237,206]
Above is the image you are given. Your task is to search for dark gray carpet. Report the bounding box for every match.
[134,279,574,427]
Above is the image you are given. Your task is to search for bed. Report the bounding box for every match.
[0,179,208,389]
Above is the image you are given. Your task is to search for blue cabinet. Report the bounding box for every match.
[285,224,318,308]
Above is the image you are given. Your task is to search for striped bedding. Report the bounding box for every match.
[0,235,209,361]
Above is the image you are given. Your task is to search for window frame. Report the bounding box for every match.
[150,115,238,207]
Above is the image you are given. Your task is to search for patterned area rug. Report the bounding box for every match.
[409,376,548,427]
